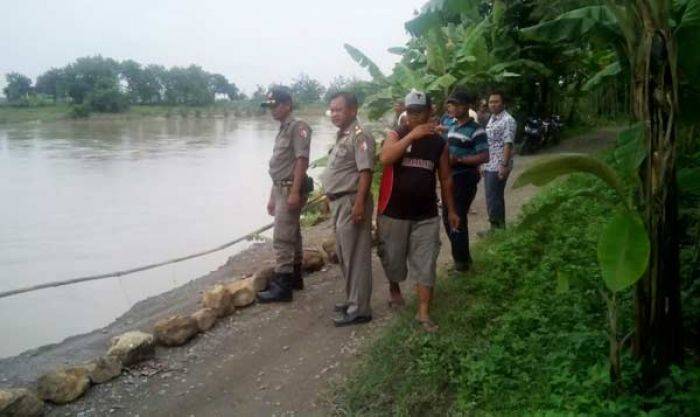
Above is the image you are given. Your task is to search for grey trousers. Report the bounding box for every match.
[483,170,507,228]
[272,185,303,274]
[330,193,373,316]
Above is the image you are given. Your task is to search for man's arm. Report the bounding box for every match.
[288,121,312,210]
[288,157,309,209]
[267,186,275,216]
[352,170,372,224]
[452,151,489,166]
[438,146,459,231]
[379,124,434,165]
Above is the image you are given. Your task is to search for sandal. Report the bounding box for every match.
[415,317,439,333]
[387,298,406,309]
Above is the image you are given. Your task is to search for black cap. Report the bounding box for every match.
[261,88,292,108]
[446,90,473,106]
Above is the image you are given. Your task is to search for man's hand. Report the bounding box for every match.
[409,123,436,140]
[498,164,511,180]
[448,210,460,232]
[351,199,365,224]
[287,191,303,211]
[449,154,461,165]
[267,198,275,216]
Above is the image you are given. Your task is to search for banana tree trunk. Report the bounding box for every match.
[630,20,683,387]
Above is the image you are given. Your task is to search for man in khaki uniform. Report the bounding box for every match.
[322,92,375,326]
[257,88,312,303]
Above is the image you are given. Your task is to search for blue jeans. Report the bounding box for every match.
[443,170,479,266]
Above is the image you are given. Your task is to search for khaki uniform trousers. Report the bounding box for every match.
[330,193,373,316]
[272,185,303,274]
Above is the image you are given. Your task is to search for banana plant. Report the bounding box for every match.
[519,0,700,385]
[513,124,650,384]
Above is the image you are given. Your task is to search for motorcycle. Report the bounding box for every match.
[517,115,563,154]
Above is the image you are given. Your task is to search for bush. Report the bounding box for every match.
[69,104,91,119]
[86,87,129,113]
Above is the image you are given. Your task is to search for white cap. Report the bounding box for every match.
[404,89,428,108]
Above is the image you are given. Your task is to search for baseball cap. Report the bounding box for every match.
[446,90,473,106]
[261,88,292,108]
[404,89,431,111]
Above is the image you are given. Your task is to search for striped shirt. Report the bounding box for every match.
[446,118,489,175]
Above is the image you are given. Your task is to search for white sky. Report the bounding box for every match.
[0,0,426,95]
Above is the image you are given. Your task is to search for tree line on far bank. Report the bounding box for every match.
[2,56,374,116]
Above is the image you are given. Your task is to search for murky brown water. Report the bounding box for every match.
[0,115,336,358]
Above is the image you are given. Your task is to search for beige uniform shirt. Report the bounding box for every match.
[321,119,375,195]
[268,115,312,181]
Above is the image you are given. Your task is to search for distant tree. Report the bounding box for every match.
[251,85,267,101]
[322,75,376,104]
[141,64,166,104]
[64,56,121,104]
[119,60,144,104]
[3,72,33,102]
[290,73,325,104]
[209,73,240,100]
[35,68,68,102]
[163,65,215,106]
[86,83,129,112]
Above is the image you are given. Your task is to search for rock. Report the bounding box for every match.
[191,308,217,332]
[153,315,198,347]
[0,388,44,416]
[107,331,155,366]
[202,284,234,317]
[83,356,122,384]
[37,367,90,404]
[251,266,275,292]
[322,236,338,264]
[303,249,325,272]
[225,279,256,308]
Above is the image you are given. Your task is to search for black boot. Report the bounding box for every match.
[291,263,304,290]
[257,273,293,303]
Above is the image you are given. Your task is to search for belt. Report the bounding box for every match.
[326,191,354,201]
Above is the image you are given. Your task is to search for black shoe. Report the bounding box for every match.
[334,303,348,313]
[333,313,372,327]
[257,273,293,303]
[454,261,471,272]
[291,263,304,290]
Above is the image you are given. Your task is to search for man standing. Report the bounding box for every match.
[444,90,489,272]
[322,92,375,326]
[257,88,312,303]
[481,91,516,231]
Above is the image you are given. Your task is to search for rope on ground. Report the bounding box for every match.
[0,194,328,300]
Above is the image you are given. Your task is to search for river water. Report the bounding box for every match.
[0,115,337,358]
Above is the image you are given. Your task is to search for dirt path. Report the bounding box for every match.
[0,128,617,417]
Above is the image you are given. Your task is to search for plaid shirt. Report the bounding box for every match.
[484,110,516,172]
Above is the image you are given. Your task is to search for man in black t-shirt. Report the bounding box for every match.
[376,90,460,332]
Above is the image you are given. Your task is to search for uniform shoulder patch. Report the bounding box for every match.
[295,122,311,140]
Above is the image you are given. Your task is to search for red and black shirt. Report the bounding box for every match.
[378,125,445,220]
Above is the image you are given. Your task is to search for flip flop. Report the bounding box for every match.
[387,298,406,309]
[415,317,439,333]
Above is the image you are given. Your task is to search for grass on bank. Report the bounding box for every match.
[332,170,700,416]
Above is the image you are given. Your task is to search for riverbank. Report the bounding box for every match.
[0,103,328,125]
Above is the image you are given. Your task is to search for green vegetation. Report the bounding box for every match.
[333,137,700,416]
[1,56,337,123]
[336,0,699,413]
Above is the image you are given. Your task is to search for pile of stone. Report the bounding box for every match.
[0,248,328,416]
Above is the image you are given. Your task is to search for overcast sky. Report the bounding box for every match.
[0,0,426,95]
